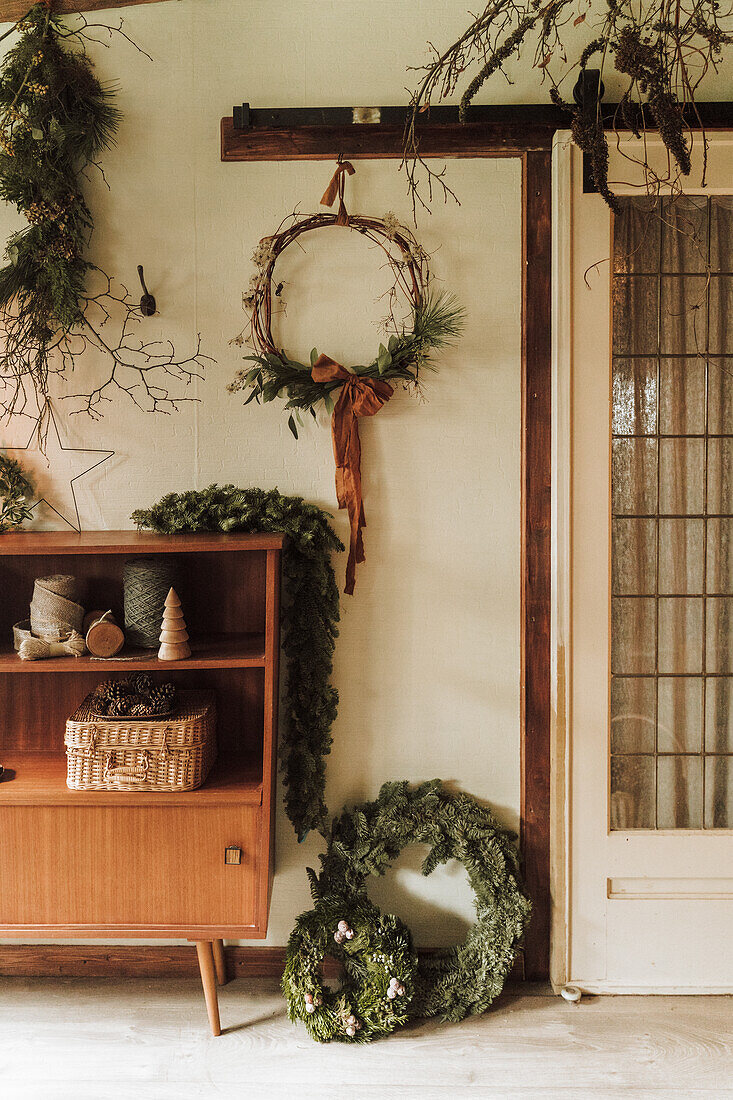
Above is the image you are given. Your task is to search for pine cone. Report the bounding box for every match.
[129,702,151,717]
[94,678,129,704]
[130,673,154,696]
[147,686,175,714]
[108,696,131,717]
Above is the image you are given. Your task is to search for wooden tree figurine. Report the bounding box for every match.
[158,588,191,661]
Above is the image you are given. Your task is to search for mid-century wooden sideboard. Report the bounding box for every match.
[0,530,283,1035]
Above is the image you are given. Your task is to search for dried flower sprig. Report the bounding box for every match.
[404,0,733,212]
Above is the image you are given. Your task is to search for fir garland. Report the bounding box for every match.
[0,3,207,427]
[131,484,343,840]
[282,896,417,1043]
[308,780,531,1022]
[0,452,33,531]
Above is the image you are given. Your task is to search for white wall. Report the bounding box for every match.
[0,0,522,947]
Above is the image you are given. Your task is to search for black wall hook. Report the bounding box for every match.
[137,265,156,316]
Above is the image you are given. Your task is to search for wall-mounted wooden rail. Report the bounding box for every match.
[221,101,733,163]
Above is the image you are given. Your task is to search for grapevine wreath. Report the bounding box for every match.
[229,161,464,594]
[284,780,531,1038]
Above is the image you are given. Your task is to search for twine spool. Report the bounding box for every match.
[30,575,84,638]
[13,620,86,660]
[123,557,180,648]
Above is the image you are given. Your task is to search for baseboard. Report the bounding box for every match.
[0,944,525,981]
[0,945,291,979]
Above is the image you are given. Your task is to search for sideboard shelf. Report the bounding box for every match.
[0,752,263,807]
[0,530,285,555]
[0,632,267,672]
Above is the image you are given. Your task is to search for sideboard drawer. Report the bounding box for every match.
[0,805,260,931]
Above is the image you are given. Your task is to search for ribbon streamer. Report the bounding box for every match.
[320,161,356,226]
[311,354,392,594]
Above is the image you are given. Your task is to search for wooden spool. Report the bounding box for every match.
[83,610,125,659]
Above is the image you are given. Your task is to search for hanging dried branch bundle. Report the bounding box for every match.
[0,4,209,432]
[404,0,733,211]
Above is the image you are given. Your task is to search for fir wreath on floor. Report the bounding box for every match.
[133,488,530,1038]
[297,779,532,1035]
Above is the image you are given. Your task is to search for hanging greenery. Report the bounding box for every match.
[131,484,343,841]
[307,780,531,1024]
[404,0,733,210]
[0,452,33,531]
[0,3,208,430]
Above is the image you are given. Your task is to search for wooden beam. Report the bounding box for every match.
[218,120,554,981]
[520,150,552,982]
[0,0,173,23]
[220,116,553,162]
[221,102,733,163]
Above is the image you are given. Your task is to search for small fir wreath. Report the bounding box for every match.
[282,895,418,1043]
[0,453,33,532]
[308,780,531,1024]
[229,162,464,594]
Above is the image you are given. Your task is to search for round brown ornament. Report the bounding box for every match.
[84,610,125,658]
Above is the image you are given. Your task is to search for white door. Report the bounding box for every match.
[553,134,733,993]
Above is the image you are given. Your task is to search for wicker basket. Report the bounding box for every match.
[65,689,217,793]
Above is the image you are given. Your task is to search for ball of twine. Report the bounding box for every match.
[123,557,180,648]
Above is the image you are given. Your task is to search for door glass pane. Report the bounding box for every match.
[658,756,702,829]
[611,197,733,831]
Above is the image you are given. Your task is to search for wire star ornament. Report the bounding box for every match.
[1,404,115,532]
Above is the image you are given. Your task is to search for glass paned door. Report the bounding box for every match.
[611,198,733,830]
[560,134,733,991]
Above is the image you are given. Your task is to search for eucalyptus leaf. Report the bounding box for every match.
[377,343,392,375]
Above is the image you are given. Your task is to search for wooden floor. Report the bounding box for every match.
[0,977,731,1099]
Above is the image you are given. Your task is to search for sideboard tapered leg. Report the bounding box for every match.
[194,940,221,1036]
[212,939,228,985]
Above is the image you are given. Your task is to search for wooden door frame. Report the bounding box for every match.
[222,119,552,979]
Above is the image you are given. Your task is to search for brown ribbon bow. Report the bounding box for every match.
[320,161,356,226]
[311,354,393,594]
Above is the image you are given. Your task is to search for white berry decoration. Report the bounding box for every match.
[387,987,397,1000]
[304,993,314,1004]
[345,1026,356,1037]
[305,1002,316,1014]
[334,930,346,944]
[345,928,354,939]
[337,920,350,933]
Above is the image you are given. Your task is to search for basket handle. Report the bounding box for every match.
[103,751,150,783]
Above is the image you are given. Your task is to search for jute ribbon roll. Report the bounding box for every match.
[30,574,85,638]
